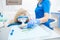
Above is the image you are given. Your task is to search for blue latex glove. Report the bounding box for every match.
[27,19,40,28]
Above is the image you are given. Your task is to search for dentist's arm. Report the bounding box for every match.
[39,13,49,23]
[26,13,49,28]
[27,0,50,28]
[40,0,50,23]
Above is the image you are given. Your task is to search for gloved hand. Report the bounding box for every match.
[27,19,40,28]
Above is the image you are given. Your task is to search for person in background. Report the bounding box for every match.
[27,0,52,29]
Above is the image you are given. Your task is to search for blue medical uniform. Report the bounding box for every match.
[35,0,54,30]
[35,0,50,18]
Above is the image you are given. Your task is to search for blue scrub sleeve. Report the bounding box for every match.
[43,1,50,13]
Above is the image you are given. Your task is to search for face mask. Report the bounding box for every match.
[17,16,28,23]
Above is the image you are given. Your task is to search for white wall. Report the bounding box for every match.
[1,0,22,20]
[50,0,60,12]
[0,0,60,20]
[0,0,38,20]
[0,0,3,12]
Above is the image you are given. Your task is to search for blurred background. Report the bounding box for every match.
[0,0,60,40]
[0,0,60,20]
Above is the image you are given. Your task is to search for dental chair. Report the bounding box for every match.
[7,16,58,40]
[42,13,57,30]
[8,19,57,40]
[43,19,55,30]
[7,19,55,30]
